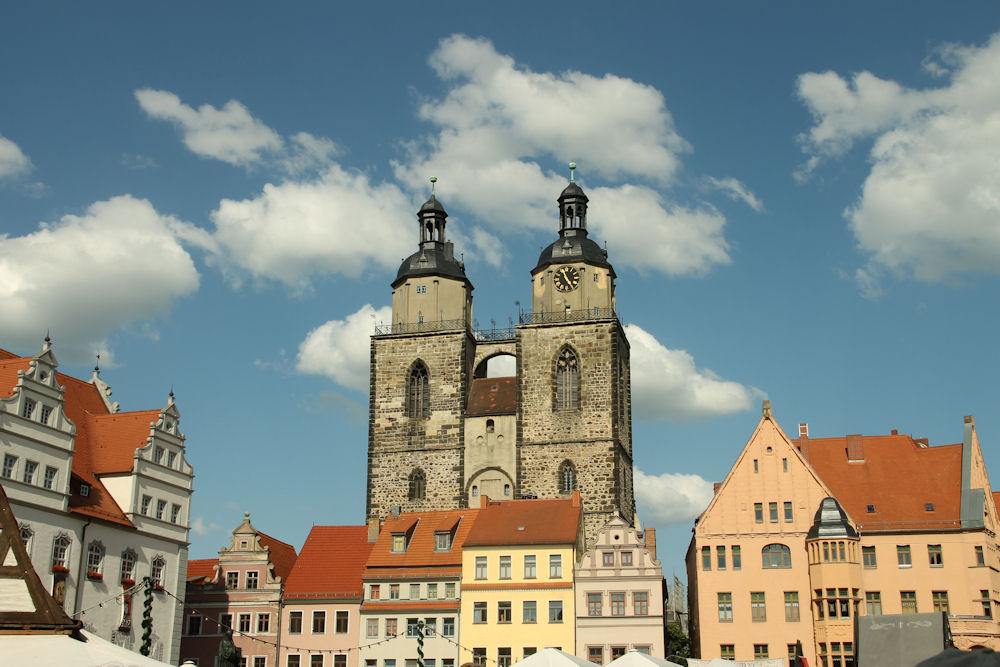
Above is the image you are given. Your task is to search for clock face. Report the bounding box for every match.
[553,266,581,292]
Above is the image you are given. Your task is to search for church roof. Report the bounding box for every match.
[795,432,964,532]
[392,244,471,289]
[464,495,581,547]
[466,377,516,416]
[283,525,373,599]
[533,229,613,275]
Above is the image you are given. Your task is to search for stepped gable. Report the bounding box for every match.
[463,494,581,547]
[284,526,373,599]
[366,508,481,570]
[466,377,516,416]
[795,432,963,531]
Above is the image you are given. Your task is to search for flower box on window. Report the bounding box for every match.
[153,584,164,591]
[121,578,136,587]
[87,570,103,581]
[51,564,70,574]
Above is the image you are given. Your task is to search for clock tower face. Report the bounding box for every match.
[553,266,581,292]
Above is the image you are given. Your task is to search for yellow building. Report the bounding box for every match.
[687,403,1000,666]
[459,493,584,666]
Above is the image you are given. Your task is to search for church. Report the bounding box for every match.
[366,167,636,541]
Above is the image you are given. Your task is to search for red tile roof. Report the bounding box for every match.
[463,495,581,546]
[258,531,298,581]
[993,492,1000,518]
[187,558,219,584]
[795,433,964,531]
[360,600,461,612]
[366,509,480,569]
[466,377,516,416]
[283,526,373,599]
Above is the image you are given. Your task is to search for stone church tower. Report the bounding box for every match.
[367,168,635,542]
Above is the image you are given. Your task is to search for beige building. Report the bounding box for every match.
[687,403,1000,665]
[575,513,666,662]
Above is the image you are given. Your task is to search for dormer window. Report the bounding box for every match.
[925,503,935,512]
[392,534,407,553]
[435,532,452,551]
[80,483,91,497]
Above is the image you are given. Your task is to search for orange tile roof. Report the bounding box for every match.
[258,531,298,581]
[463,496,580,546]
[360,600,461,612]
[993,492,1000,518]
[795,433,964,532]
[466,377,516,416]
[283,526,373,599]
[365,509,480,569]
[363,567,462,580]
[187,559,219,584]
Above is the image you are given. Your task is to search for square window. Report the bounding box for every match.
[523,555,536,579]
[611,647,626,660]
[391,534,406,552]
[932,591,949,613]
[523,601,537,623]
[720,646,735,660]
[901,591,917,614]
[311,657,323,667]
[445,582,456,598]
[548,600,563,623]
[406,618,420,637]
[754,644,769,659]
[588,647,604,665]
[435,532,451,551]
[334,657,346,667]
[288,657,301,667]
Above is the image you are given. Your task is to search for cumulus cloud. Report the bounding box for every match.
[296,304,391,392]
[208,166,414,289]
[191,516,220,537]
[634,468,715,525]
[0,134,33,179]
[0,195,200,362]
[626,323,764,421]
[797,32,1000,284]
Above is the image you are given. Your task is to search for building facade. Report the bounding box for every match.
[0,340,194,663]
[687,403,1000,665]
[366,173,634,542]
[181,513,297,667]
[575,513,666,661]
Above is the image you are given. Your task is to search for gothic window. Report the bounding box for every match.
[558,460,577,494]
[51,534,71,569]
[19,524,33,555]
[120,549,137,582]
[408,468,426,500]
[150,556,165,587]
[555,347,579,410]
[87,541,105,575]
[408,362,429,418]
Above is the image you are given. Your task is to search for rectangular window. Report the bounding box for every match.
[246,571,258,589]
[587,593,602,616]
[753,458,759,472]
[40,405,52,425]
[473,602,487,623]
[167,451,176,468]
[227,571,239,589]
[472,649,486,666]
[289,612,302,634]
[392,534,405,552]
[717,592,733,622]
[866,592,882,616]
[428,583,438,599]
[901,591,918,614]
[981,590,993,618]
[288,658,301,667]
[769,502,779,523]
[434,532,451,551]
[784,501,793,522]
[785,592,800,622]
[311,657,323,667]
[335,611,348,633]
[443,617,455,636]
[239,613,251,633]
[702,546,711,571]
[498,601,512,623]
[717,545,726,570]
[602,552,615,566]
[932,591,949,613]
[548,600,563,623]
[390,584,399,599]
[521,650,535,660]
[155,498,166,519]
[475,556,487,579]
[370,584,380,599]
[524,555,536,579]
[976,546,986,566]
[445,582,456,598]
[497,648,511,667]
[621,551,633,566]
[634,591,648,616]
[410,583,420,599]
[499,556,512,579]
[22,399,35,418]
[406,618,420,637]
[312,611,325,633]
[897,545,912,567]
[588,647,604,665]
[366,617,378,638]
[862,545,877,568]
[782,457,788,472]
[754,644,769,659]
[187,615,203,635]
[549,554,562,578]
[221,614,233,633]
[720,646,735,660]
[257,613,270,633]
[2,454,16,479]
[732,545,741,570]
[610,592,625,616]
[22,460,37,484]
[385,619,397,636]
[523,601,537,623]
[334,656,346,667]
[928,544,943,567]
[751,592,766,622]
[611,647,626,660]
[754,502,763,523]
[154,446,164,463]
[424,617,436,636]
[141,495,152,515]
[43,465,57,489]
[171,504,182,523]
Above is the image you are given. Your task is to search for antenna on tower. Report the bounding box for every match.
[569,162,577,182]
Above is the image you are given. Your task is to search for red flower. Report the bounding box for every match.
[51,564,70,574]
[121,578,136,587]
[87,570,104,580]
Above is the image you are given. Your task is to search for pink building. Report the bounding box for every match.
[279,525,374,667]
[181,513,298,667]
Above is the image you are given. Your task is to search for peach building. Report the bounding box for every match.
[279,525,374,667]
[687,402,1000,666]
[181,513,298,667]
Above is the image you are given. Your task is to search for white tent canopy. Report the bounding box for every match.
[1,629,175,667]
[607,650,686,667]
[687,659,785,667]
[513,648,600,667]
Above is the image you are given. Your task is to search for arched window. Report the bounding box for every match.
[150,556,165,587]
[19,524,33,554]
[87,541,105,575]
[486,419,495,433]
[471,485,478,496]
[555,347,579,410]
[558,460,577,494]
[120,549,137,583]
[408,468,426,500]
[408,362,429,418]
[762,543,792,569]
[504,484,511,496]
[51,534,71,569]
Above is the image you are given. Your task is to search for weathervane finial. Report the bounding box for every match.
[95,352,101,373]
[430,176,437,196]
[568,162,577,182]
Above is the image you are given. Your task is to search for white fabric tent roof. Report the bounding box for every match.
[513,647,600,667]
[687,659,785,667]
[0,629,175,666]
[607,650,686,667]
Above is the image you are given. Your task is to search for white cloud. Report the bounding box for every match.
[626,323,764,421]
[135,88,283,167]
[797,32,1000,283]
[0,134,32,179]
[634,468,715,525]
[296,304,391,392]
[191,516,220,537]
[208,166,414,289]
[0,195,200,363]
[706,176,763,212]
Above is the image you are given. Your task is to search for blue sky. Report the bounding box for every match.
[2,2,999,580]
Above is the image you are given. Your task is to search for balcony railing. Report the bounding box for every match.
[373,307,617,338]
[373,319,468,336]
[519,307,617,325]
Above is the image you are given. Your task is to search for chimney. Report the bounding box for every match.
[891,429,898,435]
[847,434,864,461]
[389,504,401,518]
[571,489,581,508]
[798,423,809,438]
[713,482,722,495]
[480,494,490,508]
[367,517,381,542]
[645,527,657,562]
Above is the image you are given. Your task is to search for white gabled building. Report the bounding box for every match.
[0,337,194,664]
